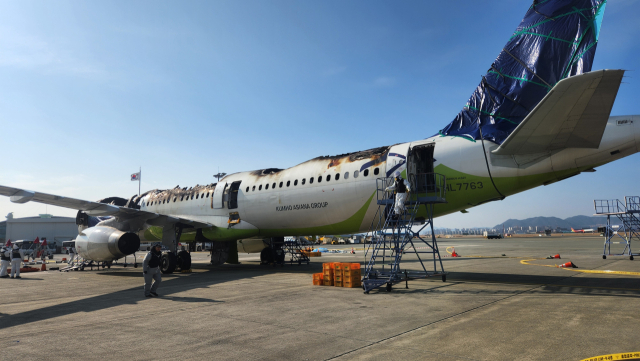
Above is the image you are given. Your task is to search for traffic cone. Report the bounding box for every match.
[451,248,459,257]
[40,263,47,271]
[546,254,561,259]
[557,261,577,268]
[350,248,355,254]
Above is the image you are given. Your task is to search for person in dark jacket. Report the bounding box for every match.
[143,243,163,297]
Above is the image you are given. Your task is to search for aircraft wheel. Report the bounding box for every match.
[260,247,274,265]
[134,263,138,268]
[161,252,177,274]
[603,255,607,260]
[442,274,446,282]
[177,250,191,270]
[631,256,634,261]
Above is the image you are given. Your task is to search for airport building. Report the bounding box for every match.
[0,214,78,252]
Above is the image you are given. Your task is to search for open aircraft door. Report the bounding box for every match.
[212,182,227,209]
[407,143,436,193]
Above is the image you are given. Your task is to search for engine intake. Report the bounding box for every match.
[75,226,141,262]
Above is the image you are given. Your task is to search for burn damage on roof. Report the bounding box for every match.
[309,145,391,169]
[250,168,284,177]
[132,183,218,206]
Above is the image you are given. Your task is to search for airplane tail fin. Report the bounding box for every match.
[439,0,608,144]
[571,228,576,232]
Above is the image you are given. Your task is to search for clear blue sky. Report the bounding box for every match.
[1,0,638,228]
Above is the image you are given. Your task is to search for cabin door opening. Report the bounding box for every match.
[407,143,435,193]
[227,181,242,209]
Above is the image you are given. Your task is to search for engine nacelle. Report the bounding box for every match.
[75,226,141,262]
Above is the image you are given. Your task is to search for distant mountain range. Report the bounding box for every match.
[494,215,608,230]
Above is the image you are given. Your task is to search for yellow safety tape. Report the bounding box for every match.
[581,351,640,361]
[520,259,640,276]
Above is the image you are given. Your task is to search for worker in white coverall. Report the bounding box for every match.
[10,244,25,279]
[68,246,77,264]
[0,246,11,278]
[385,171,412,217]
[143,243,163,297]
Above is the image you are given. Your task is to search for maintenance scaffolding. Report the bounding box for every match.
[594,196,640,260]
[362,173,447,293]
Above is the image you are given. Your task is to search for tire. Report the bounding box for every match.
[177,250,191,271]
[260,247,274,265]
[603,255,606,259]
[161,252,177,274]
[210,242,230,266]
[442,274,446,282]
[631,256,634,261]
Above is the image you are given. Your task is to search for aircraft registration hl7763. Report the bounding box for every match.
[0,0,637,273]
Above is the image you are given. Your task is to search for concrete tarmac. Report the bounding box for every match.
[1,236,639,360]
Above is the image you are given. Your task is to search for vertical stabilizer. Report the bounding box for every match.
[439,0,607,144]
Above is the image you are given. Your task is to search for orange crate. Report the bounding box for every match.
[323,278,334,286]
[334,274,343,282]
[343,279,362,288]
[323,269,334,277]
[345,271,361,280]
[323,263,335,270]
[344,268,361,276]
[349,263,361,270]
[313,279,323,286]
[334,280,343,287]
[337,263,350,272]
[313,273,323,281]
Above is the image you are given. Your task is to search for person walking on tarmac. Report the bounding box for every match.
[143,243,163,297]
[385,171,412,218]
[0,245,11,278]
[68,246,76,264]
[10,244,24,279]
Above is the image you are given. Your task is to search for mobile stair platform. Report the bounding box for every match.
[594,196,640,260]
[362,173,447,293]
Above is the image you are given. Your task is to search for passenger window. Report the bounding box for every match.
[354,170,359,178]
[272,182,276,189]
[310,177,314,184]
[318,176,322,183]
[344,172,349,179]
[206,193,210,198]
[266,184,269,190]
[196,194,199,199]
[326,174,331,182]
[279,182,283,188]
[286,180,291,187]
[246,187,249,192]
[252,186,256,191]
[259,185,262,191]
[364,169,369,177]
[174,197,177,202]
[374,168,380,175]
[191,194,194,200]
[302,178,306,185]
[335,173,340,181]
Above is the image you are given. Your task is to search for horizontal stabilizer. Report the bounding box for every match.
[492,69,624,155]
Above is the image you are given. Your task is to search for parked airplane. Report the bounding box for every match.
[571,228,595,233]
[0,0,636,273]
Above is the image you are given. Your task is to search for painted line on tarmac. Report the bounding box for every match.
[581,352,640,361]
[520,258,640,276]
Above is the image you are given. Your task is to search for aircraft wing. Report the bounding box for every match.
[0,185,211,228]
[492,69,625,155]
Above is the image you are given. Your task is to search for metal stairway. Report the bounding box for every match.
[594,196,640,260]
[362,173,447,293]
[283,237,310,265]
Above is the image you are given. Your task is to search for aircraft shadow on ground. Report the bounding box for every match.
[0,267,249,330]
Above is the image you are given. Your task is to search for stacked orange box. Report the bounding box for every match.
[322,262,335,286]
[343,263,362,288]
[312,273,323,286]
[333,262,343,287]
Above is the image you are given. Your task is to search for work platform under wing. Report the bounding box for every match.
[362,173,447,293]
[594,196,640,260]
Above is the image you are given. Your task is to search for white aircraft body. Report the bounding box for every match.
[1,0,636,273]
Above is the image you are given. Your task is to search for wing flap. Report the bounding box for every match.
[492,69,624,155]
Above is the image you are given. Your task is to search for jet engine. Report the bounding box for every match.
[75,226,141,262]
